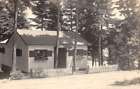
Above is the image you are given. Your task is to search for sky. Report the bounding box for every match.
[25,0,126,20]
[111,0,125,20]
[24,0,140,26]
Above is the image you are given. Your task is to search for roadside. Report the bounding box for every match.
[0,71,140,89]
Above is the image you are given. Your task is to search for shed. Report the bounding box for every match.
[0,29,89,73]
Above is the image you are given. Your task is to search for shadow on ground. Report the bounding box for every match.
[111,77,140,86]
[0,72,10,79]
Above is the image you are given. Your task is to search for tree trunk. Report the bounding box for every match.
[72,1,79,72]
[138,60,140,70]
[12,0,18,72]
[41,18,44,31]
[54,0,61,68]
[99,25,103,66]
[72,40,77,73]
[108,47,112,65]
[91,50,95,67]
[92,56,95,67]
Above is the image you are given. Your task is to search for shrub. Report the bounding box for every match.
[10,70,25,80]
[30,68,47,78]
[118,59,135,70]
[1,64,11,73]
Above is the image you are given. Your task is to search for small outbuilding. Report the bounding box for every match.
[0,29,89,73]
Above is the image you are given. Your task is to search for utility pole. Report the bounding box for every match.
[55,0,61,68]
[12,0,18,72]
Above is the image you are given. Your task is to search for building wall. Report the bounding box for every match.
[1,33,28,72]
[0,32,89,72]
[28,45,54,71]
[28,45,88,71]
[15,35,28,72]
[0,44,13,68]
[66,45,88,69]
[1,36,14,69]
[0,49,4,70]
[0,44,5,66]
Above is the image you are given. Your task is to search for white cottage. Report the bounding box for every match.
[0,30,89,73]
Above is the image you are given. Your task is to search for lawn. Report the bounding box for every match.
[0,71,140,89]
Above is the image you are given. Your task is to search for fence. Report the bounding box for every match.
[31,68,73,77]
[89,65,119,73]
[31,65,119,77]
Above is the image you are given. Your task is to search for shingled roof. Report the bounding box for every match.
[17,30,89,46]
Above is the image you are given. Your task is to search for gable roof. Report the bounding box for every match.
[16,30,89,46]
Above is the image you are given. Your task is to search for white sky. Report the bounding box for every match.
[111,0,125,20]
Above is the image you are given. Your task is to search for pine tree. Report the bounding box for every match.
[77,0,114,66]
[0,0,30,34]
[0,0,31,72]
[61,0,77,31]
[0,7,13,34]
[115,0,140,70]
[31,0,58,31]
[0,1,13,41]
[61,0,79,71]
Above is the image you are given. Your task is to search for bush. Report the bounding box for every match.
[30,68,47,78]
[1,64,11,73]
[118,59,135,70]
[10,70,25,80]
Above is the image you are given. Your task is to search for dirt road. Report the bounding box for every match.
[0,71,140,89]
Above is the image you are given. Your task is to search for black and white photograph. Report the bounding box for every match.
[0,0,140,89]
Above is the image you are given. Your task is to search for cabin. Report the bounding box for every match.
[0,29,89,73]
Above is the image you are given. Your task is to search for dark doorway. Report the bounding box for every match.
[57,48,67,68]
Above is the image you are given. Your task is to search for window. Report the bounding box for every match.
[29,50,52,60]
[77,49,87,56]
[47,51,52,56]
[0,47,5,54]
[16,49,22,56]
[68,50,74,56]
[29,51,35,57]
[68,49,87,56]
